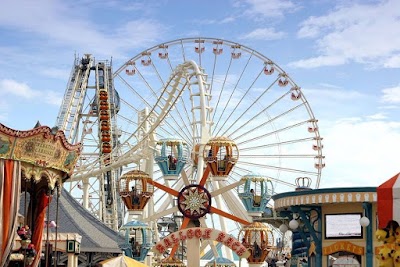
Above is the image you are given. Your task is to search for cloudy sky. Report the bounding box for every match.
[0,0,399,190]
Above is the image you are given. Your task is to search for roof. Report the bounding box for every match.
[21,188,125,253]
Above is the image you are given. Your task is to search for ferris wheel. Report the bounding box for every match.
[57,38,324,258]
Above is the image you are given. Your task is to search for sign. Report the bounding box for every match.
[152,227,250,258]
[322,241,364,256]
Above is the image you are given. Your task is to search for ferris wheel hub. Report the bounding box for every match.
[177,184,211,220]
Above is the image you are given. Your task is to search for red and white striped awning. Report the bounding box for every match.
[377,172,400,229]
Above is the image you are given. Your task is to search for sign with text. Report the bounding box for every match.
[322,241,364,255]
[153,227,250,258]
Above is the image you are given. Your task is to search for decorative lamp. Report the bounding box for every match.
[279,224,288,233]
[360,216,370,227]
[289,219,299,230]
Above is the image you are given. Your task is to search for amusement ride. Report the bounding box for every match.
[55,37,324,266]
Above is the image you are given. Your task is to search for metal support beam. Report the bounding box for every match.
[363,202,373,267]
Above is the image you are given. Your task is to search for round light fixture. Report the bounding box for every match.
[279,224,288,233]
[360,216,370,227]
[289,219,299,230]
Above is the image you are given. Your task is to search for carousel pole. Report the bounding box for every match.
[45,192,51,267]
[53,186,60,267]
[24,186,28,267]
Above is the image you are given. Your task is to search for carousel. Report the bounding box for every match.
[0,123,81,267]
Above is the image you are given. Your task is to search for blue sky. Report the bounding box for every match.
[0,0,399,189]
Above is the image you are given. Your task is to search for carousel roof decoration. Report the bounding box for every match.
[0,123,82,188]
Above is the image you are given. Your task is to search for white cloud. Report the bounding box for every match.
[366,113,387,120]
[0,79,62,106]
[383,54,400,68]
[0,99,8,122]
[43,90,63,106]
[238,0,298,19]
[293,0,400,68]
[318,83,342,89]
[303,87,365,101]
[240,28,285,40]
[40,68,70,80]
[381,85,400,104]
[0,79,38,98]
[289,55,347,68]
[320,118,400,188]
[0,0,166,58]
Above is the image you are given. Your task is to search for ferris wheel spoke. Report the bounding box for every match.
[210,179,244,197]
[180,169,190,186]
[240,154,319,159]
[116,113,138,126]
[175,99,198,139]
[143,206,179,222]
[236,161,318,176]
[240,137,315,153]
[156,109,192,144]
[119,97,139,113]
[115,74,153,108]
[207,44,220,97]
[209,206,250,225]
[215,74,280,137]
[198,166,211,186]
[238,131,314,149]
[157,98,193,140]
[226,89,292,140]
[210,56,234,124]
[212,53,254,134]
[230,102,306,141]
[153,180,181,206]
[218,182,251,222]
[214,65,265,137]
[147,178,179,197]
[229,170,297,191]
[169,217,191,258]
[134,64,160,100]
[198,217,219,258]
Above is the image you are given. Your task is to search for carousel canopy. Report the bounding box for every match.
[0,123,81,178]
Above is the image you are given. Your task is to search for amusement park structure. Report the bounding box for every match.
[55,37,324,265]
